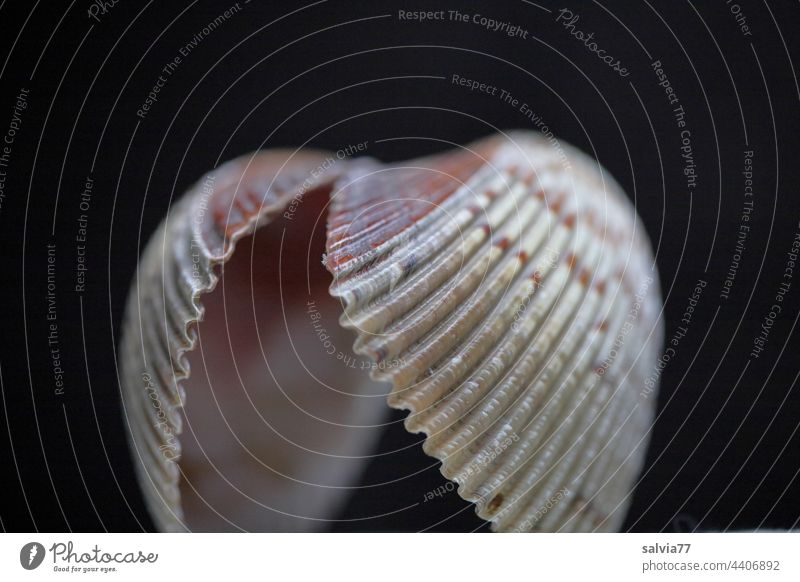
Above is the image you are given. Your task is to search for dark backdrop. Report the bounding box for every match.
[1,0,799,532]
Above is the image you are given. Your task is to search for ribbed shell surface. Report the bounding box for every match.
[120,132,662,533]
[325,133,662,532]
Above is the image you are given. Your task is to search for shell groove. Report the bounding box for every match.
[120,132,662,532]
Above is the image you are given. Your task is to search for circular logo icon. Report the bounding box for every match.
[20,542,45,570]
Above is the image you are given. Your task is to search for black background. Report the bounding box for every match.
[1,0,799,532]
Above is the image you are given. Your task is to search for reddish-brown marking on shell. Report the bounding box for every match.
[566,252,578,270]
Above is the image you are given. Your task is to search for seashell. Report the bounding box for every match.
[120,131,663,532]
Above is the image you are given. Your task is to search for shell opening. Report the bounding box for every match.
[176,184,388,532]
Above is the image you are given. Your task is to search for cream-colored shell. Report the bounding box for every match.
[120,132,663,532]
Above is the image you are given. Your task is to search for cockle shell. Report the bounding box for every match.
[119,131,663,532]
